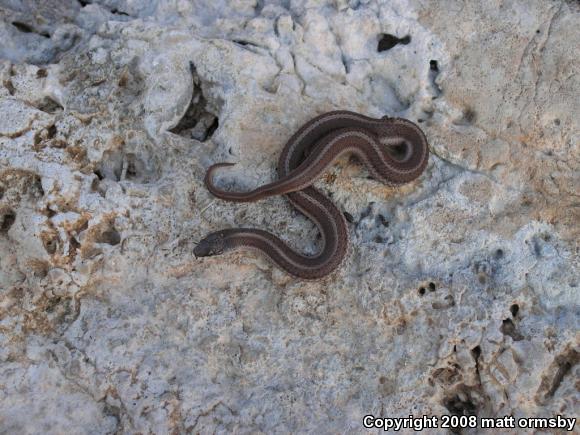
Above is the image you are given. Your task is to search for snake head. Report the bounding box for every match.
[194,232,227,257]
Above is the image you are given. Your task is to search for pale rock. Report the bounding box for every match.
[0,0,578,433]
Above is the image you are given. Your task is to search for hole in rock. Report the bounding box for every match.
[204,117,220,141]
[43,236,58,254]
[510,304,519,317]
[126,160,138,179]
[377,34,411,52]
[121,153,153,182]
[0,208,16,233]
[463,108,476,124]
[428,60,442,98]
[47,125,57,139]
[95,228,121,246]
[170,62,220,142]
[37,97,63,113]
[500,318,523,341]
[69,235,81,251]
[443,392,478,416]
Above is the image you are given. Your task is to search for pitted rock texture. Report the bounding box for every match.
[0,0,578,433]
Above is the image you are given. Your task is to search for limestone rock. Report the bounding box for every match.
[0,0,578,433]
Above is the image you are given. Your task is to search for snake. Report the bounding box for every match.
[194,110,429,279]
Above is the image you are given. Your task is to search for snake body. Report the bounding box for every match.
[194,111,429,279]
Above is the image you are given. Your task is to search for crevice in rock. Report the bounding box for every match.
[169,62,219,142]
[231,39,269,56]
[11,21,50,38]
[36,96,64,113]
[77,1,133,17]
[0,207,16,233]
[232,39,259,48]
[535,347,579,404]
[442,384,479,417]
[377,34,411,52]
[3,79,15,96]
[429,59,442,98]
[124,154,140,181]
[341,53,349,74]
[110,8,130,16]
[500,318,524,341]
[95,227,121,246]
[204,117,219,141]
[47,124,57,139]
[439,382,492,431]
[471,345,481,363]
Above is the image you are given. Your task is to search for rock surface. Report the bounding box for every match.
[0,0,578,433]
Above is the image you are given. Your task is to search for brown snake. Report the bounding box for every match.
[194,111,429,279]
